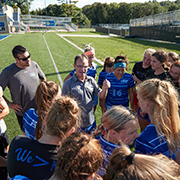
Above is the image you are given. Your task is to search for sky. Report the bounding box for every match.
[30,0,176,10]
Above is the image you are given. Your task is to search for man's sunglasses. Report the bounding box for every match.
[18,54,31,61]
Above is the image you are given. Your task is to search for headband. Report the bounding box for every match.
[84,50,95,56]
[114,62,126,69]
[125,151,135,164]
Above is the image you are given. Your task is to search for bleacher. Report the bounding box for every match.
[130,10,180,27]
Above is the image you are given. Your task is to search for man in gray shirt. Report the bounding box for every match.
[62,54,110,133]
[0,45,46,129]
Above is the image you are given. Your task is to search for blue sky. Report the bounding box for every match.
[30,0,176,10]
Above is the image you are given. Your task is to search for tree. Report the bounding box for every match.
[82,3,109,24]
[30,3,91,26]
[1,0,34,14]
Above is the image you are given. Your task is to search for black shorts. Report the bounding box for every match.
[0,131,9,180]
[0,131,9,158]
[16,114,23,130]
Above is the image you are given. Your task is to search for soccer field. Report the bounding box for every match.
[0,30,180,142]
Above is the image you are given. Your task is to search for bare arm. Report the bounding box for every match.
[0,97,9,120]
[3,96,22,113]
[98,84,106,113]
[0,87,9,119]
[98,79,110,100]
[132,73,142,84]
[129,87,134,110]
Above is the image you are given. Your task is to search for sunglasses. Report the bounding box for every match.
[18,54,31,61]
[106,62,114,67]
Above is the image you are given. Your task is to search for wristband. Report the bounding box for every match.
[8,102,11,107]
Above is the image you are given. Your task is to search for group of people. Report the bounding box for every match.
[0,44,180,180]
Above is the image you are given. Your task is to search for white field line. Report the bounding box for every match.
[42,34,63,87]
[57,34,111,37]
[56,34,104,66]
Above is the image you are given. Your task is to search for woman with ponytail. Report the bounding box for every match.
[104,144,180,180]
[7,96,81,180]
[135,78,180,161]
[98,57,115,113]
[94,105,139,176]
[23,81,61,140]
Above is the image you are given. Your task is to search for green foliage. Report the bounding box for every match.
[30,3,90,26]
[82,1,180,24]
[7,0,34,15]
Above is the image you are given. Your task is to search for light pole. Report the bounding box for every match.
[26,0,30,17]
[44,0,47,16]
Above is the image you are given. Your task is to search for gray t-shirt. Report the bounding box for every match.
[62,74,101,128]
[0,61,45,116]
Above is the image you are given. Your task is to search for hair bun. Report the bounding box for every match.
[53,96,79,115]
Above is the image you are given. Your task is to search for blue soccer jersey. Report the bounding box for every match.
[23,108,38,140]
[135,124,177,160]
[106,72,135,107]
[69,62,97,78]
[96,135,120,176]
[98,70,108,86]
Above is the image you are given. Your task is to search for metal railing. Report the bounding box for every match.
[71,23,77,30]
[99,23,122,29]
[20,15,77,30]
[12,21,28,31]
[130,10,180,27]
[20,15,71,23]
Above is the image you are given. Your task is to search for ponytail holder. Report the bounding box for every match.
[155,81,159,87]
[125,151,135,164]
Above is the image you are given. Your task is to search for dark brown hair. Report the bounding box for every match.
[12,45,27,58]
[103,57,115,71]
[74,54,88,65]
[114,54,129,69]
[54,132,103,180]
[171,61,180,69]
[152,50,169,71]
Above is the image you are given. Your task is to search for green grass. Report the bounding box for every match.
[1,29,180,142]
[64,36,180,73]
